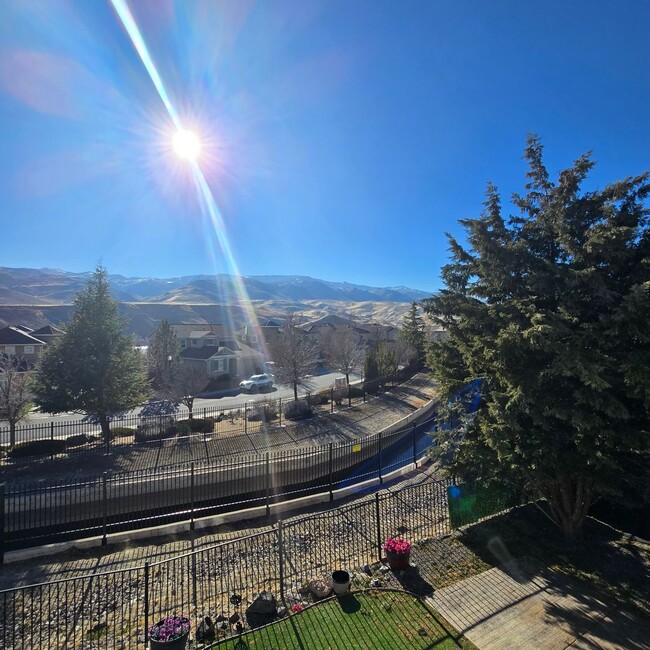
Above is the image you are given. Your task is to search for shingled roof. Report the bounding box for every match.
[0,326,46,346]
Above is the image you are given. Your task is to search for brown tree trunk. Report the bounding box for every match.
[293,382,298,401]
[9,421,16,448]
[542,475,594,541]
[98,414,111,449]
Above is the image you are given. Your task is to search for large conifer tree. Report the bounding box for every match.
[34,266,150,443]
[424,136,650,540]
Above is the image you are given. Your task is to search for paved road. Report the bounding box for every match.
[0,371,361,433]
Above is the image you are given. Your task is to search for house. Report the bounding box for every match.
[0,326,47,363]
[31,325,64,345]
[149,323,265,380]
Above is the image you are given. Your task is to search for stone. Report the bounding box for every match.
[370,578,382,588]
[379,565,390,573]
[245,591,277,616]
[196,616,215,643]
[215,614,227,623]
[276,606,288,618]
[228,613,240,625]
[308,575,333,599]
[361,564,372,575]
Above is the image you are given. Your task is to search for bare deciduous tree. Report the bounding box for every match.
[166,363,208,418]
[0,357,33,448]
[321,326,365,385]
[268,313,319,400]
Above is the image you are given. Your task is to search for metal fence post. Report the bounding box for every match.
[375,492,382,562]
[348,384,351,408]
[144,562,150,647]
[102,472,108,546]
[328,442,334,502]
[378,431,383,484]
[278,398,282,427]
[278,520,285,601]
[244,404,248,434]
[265,452,271,517]
[330,388,334,413]
[0,483,5,565]
[203,407,207,420]
[50,422,55,460]
[412,423,417,467]
[190,462,195,531]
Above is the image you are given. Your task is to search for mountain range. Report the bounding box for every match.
[0,267,431,340]
[0,267,430,306]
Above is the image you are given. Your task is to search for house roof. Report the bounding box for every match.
[180,346,220,361]
[0,326,46,346]
[148,323,228,339]
[180,344,239,361]
[32,325,64,336]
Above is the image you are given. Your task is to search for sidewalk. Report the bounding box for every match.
[428,557,650,649]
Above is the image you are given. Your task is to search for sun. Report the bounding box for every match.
[172,129,201,161]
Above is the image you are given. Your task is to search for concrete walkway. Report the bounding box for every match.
[428,557,650,649]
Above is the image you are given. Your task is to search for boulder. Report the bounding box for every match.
[308,575,333,599]
[245,591,277,616]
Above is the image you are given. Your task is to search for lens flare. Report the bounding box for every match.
[109,0,269,365]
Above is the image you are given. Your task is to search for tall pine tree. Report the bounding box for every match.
[34,266,150,443]
[424,135,650,540]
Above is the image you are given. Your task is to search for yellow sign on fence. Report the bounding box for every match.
[352,444,362,453]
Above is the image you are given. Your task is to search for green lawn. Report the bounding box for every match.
[214,590,471,649]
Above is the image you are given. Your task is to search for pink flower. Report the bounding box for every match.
[383,536,411,555]
[291,604,305,613]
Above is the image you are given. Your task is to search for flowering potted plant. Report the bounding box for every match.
[383,537,411,571]
[148,615,190,650]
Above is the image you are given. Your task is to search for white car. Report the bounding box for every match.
[239,373,274,392]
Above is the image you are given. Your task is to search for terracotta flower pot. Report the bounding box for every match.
[385,550,410,571]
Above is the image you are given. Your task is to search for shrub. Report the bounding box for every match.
[308,390,330,406]
[204,374,234,392]
[134,419,176,442]
[283,399,312,420]
[65,434,92,448]
[111,427,135,438]
[175,417,215,435]
[248,400,278,422]
[10,439,67,458]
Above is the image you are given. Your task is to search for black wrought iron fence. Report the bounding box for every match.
[1,413,437,556]
[0,364,421,457]
[0,477,451,650]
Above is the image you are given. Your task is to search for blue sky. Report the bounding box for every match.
[1,0,648,293]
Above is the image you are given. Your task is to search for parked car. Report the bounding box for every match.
[239,373,274,392]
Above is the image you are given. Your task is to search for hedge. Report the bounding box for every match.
[10,439,67,458]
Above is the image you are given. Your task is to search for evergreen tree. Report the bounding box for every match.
[363,347,379,382]
[423,135,650,540]
[399,302,426,362]
[34,266,150,443]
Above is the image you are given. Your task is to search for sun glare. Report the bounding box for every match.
[172,129,201,161]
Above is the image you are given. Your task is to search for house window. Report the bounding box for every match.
[5,346,15,354]
[24,346,34,354]
[205,338,215,346]
[209,358,225,372]
[191,339,198,346]
[180,340,186,348]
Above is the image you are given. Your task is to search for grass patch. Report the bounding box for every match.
[214,590,474,649]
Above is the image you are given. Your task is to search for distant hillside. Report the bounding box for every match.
[0,267,431,305]
[0,267,428,340]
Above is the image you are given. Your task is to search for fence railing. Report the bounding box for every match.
[0,477,451,650]
[1,410,438,556]
[0,365,421,456]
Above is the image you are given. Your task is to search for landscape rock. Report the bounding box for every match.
[308,575,333,599]
[245,591,277,616]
